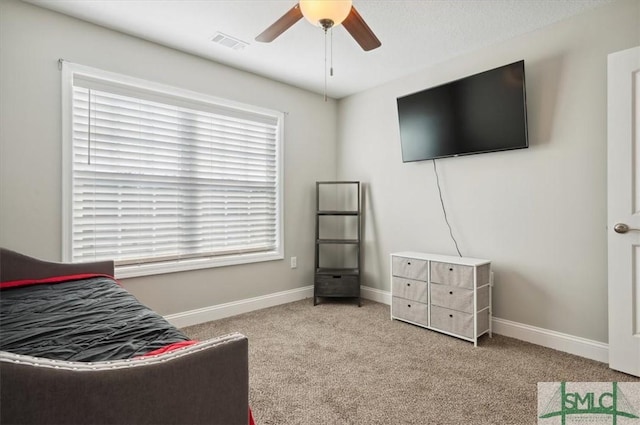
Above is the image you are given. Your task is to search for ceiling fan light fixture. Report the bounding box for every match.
[299,0,353,28]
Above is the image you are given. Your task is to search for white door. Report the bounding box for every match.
[608,45,640,377]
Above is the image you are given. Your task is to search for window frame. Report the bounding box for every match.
[61,62,284,279]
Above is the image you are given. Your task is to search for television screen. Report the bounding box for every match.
[396,60,528,162]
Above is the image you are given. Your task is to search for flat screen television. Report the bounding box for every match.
[396,60,528,162]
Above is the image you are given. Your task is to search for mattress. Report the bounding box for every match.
[0,275,191,362]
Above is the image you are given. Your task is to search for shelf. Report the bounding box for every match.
[317,210,359,216]
[314,181,361,306]
[317,239,359,244]
[316,267,360,276]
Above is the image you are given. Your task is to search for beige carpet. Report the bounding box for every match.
[183,299,638,425]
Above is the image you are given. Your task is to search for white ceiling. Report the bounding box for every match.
[24,0,613,99]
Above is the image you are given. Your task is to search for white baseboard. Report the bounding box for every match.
[165,285,381,328]
[165,285,609,364]
[361,285,392,304]
[361,287,608,363]
[491,317,609,363]
[165,285,313,328]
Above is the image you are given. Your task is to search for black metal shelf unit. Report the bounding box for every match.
[314,181,361,306]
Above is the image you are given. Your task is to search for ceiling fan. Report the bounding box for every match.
[255,0,381,51]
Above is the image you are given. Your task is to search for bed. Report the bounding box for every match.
[0,248,251,425]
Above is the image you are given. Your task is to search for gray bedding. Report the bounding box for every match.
[0,275,190,361]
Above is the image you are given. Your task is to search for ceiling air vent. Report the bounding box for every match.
[211,32,248,51]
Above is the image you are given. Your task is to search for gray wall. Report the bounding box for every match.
[336,0,640,343]
[0,0,337,315]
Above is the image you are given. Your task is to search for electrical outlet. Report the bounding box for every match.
[290,256,297,269]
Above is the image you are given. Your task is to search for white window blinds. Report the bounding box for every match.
[62,63,283,275]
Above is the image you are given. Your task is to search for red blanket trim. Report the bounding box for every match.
[0,273,116,290]
[136,340,199,358]
[249,408,256,425]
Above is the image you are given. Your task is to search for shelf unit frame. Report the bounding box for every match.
[314,181,361,306]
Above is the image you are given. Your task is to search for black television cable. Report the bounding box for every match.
[432,159,462,257]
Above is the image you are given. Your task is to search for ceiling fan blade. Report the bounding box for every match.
[342,6,381,51]
[255,4,303,43]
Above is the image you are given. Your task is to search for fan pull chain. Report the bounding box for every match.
[322,26,336,101]
[323,27,328,102]
[330,27,334,77]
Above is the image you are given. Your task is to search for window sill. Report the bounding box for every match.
[115,251,284,279]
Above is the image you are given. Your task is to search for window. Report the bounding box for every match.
[61,62,283,278]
